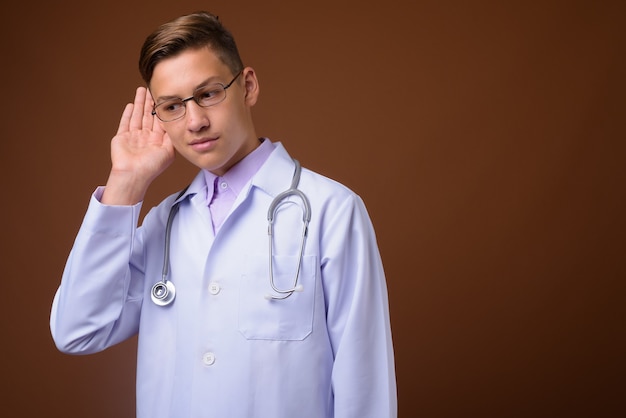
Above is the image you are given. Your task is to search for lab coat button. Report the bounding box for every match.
[208,282,221,295]
[203,352,216,366]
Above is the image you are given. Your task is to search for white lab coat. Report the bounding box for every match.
[51,142,396,418]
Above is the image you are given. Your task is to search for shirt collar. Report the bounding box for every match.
[174,138,276,204]
[175,138,293,206]
[203,137,275,199]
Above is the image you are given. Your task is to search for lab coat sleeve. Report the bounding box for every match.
[321,193,397,417]
[50,189,146,354]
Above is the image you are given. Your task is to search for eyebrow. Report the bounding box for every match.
[153,75,225,102]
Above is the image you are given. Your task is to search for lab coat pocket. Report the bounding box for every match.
[239,254,316,341]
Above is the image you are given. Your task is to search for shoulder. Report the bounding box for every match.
[299,166,356,201]
[298,166,372,230]
[257,141,366,209]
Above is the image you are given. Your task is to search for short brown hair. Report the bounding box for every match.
[139,11,244,84]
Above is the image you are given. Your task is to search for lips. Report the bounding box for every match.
[189,136,218,152]
[189,136,216,145]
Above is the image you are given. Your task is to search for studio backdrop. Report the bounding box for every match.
[1,1,624,417]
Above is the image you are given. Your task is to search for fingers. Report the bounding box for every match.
[116,103,134,135]
[143,89,156,130]
[116,87,158,135]
[129,87,148,132]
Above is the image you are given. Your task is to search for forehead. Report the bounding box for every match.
[150,47,231,98]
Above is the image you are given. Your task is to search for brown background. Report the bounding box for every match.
[1,0,624,416]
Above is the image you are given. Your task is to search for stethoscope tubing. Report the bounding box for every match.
[151,159,310,306]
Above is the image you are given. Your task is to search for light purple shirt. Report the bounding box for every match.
[204,138,275,232]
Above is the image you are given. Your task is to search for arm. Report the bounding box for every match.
[50,192,145,353]
[50,87,175,353]
[323,195,397,418]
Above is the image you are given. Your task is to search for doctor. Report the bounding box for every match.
[50,11,396,418]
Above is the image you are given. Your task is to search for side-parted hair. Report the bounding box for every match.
[139,11,244,84]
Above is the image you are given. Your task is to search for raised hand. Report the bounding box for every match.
[102,87,176,205]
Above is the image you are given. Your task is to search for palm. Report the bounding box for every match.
[111,87,175,182]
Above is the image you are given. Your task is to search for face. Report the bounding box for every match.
[149,47,260,175]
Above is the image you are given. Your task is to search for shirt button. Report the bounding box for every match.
[203,352,216,366]
[220,181,228,190]
[208,282,221,295]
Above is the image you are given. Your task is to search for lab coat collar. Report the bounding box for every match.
[249,142,298,198]
[171,170,206,205]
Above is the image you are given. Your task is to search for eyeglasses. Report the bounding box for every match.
[151,71,242,122]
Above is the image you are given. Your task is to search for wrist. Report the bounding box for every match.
[101,170,152,205]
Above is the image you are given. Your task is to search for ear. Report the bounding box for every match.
[242,67,260,106]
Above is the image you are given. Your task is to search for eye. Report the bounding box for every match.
[162,100,184,113]
[197,85,224,104]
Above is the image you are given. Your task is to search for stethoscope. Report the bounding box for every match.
[151,159,311,307]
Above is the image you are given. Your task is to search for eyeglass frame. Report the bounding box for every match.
[151,70,243,122]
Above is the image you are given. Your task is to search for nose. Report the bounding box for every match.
[185,100,210,132]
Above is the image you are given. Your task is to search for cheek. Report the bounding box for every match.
[163,124,184,144]
[219,106,247,134]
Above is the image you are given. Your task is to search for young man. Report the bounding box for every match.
[51,11,396,418]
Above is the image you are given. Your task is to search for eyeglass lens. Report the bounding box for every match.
[155,85,227,121]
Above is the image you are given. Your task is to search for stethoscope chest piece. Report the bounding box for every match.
[151,280,176,306]
[151,158,309,306]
